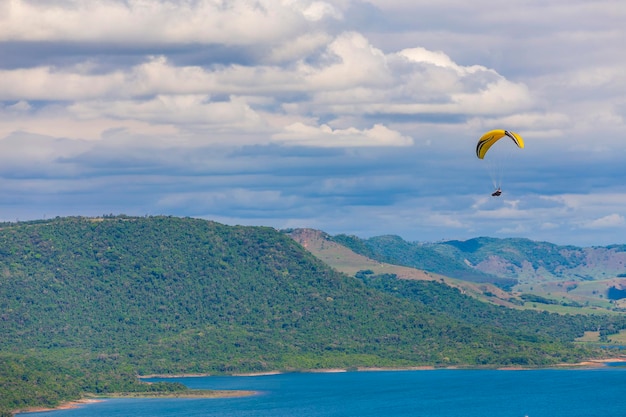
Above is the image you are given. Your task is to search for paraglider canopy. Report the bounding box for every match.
[476,129,525,195]
[476,130,524,160]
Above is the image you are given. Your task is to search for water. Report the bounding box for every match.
[19,368,626,417]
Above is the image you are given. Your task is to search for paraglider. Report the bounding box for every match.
[476,130,524,196]
[476,129,524,159]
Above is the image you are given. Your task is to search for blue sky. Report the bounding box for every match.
[1,0,625,246]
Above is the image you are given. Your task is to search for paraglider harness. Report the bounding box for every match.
[491,188,502,197]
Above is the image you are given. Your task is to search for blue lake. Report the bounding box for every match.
[19,368,626,417]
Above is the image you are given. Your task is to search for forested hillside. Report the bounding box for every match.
[332,234,626,309]
[1,216,624,413]
[332,234,514,286]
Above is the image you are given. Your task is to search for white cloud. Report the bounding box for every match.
[304,32,392,90]
[0,0,343,44]
[0,65,126,101]
[0,56,285,101]
[0,30,536,148]
[581,214,626,229]
[268,32,333,63]
[273,122,412,147]
[69,95,265,130]
[0,113,178,141]
[450,78,533,115]
[397,47,487,76]
[426,213,464,228]
[6,100,31,112]
[542,194,626,211]
[300,1,343,21]
[306,45,534,116]
[481,112,570,136]
[0,132,90,177]
[496,223,528,235]
[540,222,559,230]
[472,205,531,221]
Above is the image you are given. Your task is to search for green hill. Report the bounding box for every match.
[1,216,625,413]
[332,234,515,287]
[331,233,626,310]
[286,229,626,341]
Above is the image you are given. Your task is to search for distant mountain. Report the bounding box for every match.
[332,234,626,282]
[285,229,626,339]
[317,233,626,311]
[2,216,626,413]
[436,237,626,281]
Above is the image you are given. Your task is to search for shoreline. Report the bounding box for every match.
[140,357,626,378]
[103,390,258,399]
[15,391,257,415]
[15,358,626,414]
[558,357,626,368]
[15,399,103,415]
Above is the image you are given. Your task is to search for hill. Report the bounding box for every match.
[286,229,626,341]
[331,234,515,287]
[287,229,515,307]
[326,233,626,311]
[2,216,626,413]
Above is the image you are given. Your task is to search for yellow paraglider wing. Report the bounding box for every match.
[476,129,524,159]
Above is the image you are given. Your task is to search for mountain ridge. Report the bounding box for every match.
[287,229,626,312]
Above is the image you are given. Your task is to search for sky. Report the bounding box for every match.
[1,0,625,247]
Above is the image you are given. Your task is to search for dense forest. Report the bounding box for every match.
[357,272,626,342]
[1,216,625,414]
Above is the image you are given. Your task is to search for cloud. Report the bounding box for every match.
[0,0,624,246]
[397,47,485,75]
[540,222,559,230]
[267,32,333,63]
[305,32,392,89]
[0,30,536,148]
[581,214,626,230]
[309,44,534,117]
[425,213,465,228]
[542,194,626,211]
[273,122,413,147]
[0,0,343,44]
[69,95,265,131]
[0,131,90,177]
[157,188,298,215]
[300,1,344,21]
[496,223,528,235]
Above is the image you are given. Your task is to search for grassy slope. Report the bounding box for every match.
[322,232,626,313]
[287,228,519,307]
